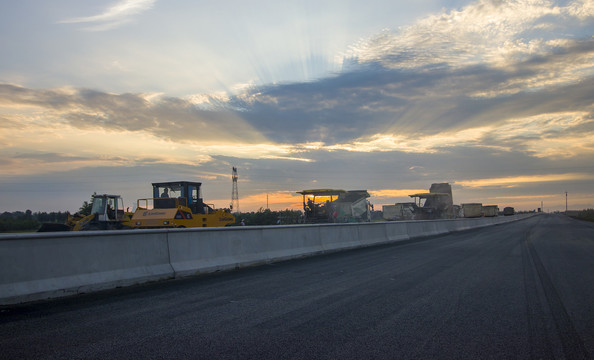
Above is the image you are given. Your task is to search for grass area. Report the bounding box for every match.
[570,208,594,222]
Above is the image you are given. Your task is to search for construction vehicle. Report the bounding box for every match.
[130,181,234,228]
[482,205,499,217]
[407,183,455,220]
[38,194,134,231]
[382,202,417,221]
[461,203,483,218]
[297,189,371,223]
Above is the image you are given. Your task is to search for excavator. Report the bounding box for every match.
[130,181,235,228]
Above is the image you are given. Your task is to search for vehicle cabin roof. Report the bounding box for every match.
[92,194,122,198]
[409,192,451,199]
[152,181,202,191]
[297,189,347,196]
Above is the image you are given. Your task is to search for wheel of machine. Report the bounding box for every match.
[85,223,105,231]
[37,223,71,232]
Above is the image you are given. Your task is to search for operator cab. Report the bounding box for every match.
[152,181,213,214]
[297,189,346,223]
[91,194,125,221]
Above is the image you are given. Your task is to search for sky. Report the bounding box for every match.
[0,0,593,214]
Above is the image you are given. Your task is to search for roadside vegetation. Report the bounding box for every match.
[570,208,594,222]
[0,198,93,233]
[233,208,303,226]
[0,210,68,232]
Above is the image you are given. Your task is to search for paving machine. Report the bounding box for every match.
[130,181,235,228]
[408,183,455,220]
[298,189,371,223]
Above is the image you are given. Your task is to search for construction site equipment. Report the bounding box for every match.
[482,205,499,217]
[131,181,234,228]
[408,183,455,220]
[297,189,371,223]
[38,194,133,231]
[382,203,417,221]
[462,203,483,218]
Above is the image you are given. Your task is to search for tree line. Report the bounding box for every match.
[570,208,594,222]
[0,210,69,232]
[0,199,92,233]
[232,208,303,226]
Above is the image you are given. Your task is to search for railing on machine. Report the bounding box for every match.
[136,197,188,210]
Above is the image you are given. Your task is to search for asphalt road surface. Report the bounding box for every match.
[2,214,593,359]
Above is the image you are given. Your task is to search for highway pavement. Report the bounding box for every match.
[1,214,593,359]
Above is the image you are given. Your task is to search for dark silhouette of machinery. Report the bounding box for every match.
[298,189,371,223]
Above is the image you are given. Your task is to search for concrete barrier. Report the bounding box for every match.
[319,223,360,251]
[259,225,324,260]
[0,230,173,305]
[406,220,443,239]
[167,225,325,277]
[358,222,389,247]
[0,214,536,305]
[385,222,410,242]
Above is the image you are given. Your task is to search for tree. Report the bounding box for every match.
[78,192,96,215]
[0,211,40,232]
[573,208,594,222]
[234,208,303,226]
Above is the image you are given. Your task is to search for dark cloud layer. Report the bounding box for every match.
[1,36,592,149]
[233,45,594,145]
[0,84,267,144]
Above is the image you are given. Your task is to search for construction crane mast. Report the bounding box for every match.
[231,167,239,213]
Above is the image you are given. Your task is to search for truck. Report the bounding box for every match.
[482,205,499,217]
[461,203,483,218]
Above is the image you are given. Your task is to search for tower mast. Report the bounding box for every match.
[232,167,239,214]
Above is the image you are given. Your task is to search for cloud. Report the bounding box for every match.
[0,84,268,145]
[567,0,594,20]
[222,1,594,146]
[59,0,157,31]
[6,0,593,156]
[228,58,594,153]
[344,0,593,70]
[455,173,594,188]
[13,152,96,162]
[238,191,304,212]
[369,189,428,198]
